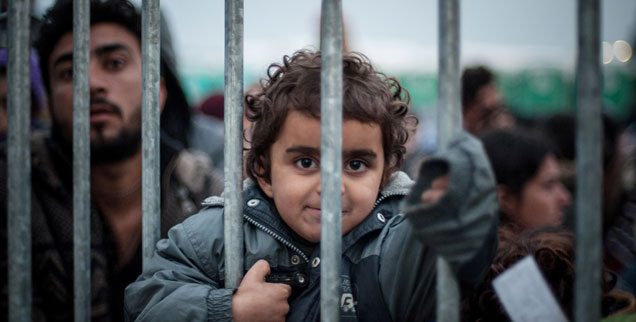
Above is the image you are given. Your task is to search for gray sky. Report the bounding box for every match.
[156,0,635,74]
[34,0,635,74]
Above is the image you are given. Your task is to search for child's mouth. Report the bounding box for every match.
[306,207,350,218]
[306,207,321,218]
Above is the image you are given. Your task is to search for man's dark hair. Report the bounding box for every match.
[480,128,557,196]
[35,0,192,147]
[461,65,494,110]
[245,49,417,184]
[35,0,141,93]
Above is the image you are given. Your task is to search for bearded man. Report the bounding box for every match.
[0,1,223,321]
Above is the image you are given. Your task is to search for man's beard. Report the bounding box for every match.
[51,103,143,165]
[90,121,142,165]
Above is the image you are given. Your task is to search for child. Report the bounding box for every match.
[124,50,499,321]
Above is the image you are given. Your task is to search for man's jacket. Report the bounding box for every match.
[0,133,224,322]
[124,132,499,321]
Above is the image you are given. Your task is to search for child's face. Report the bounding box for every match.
[257,110,386,243]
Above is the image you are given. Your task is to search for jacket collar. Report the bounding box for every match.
[234,172,413,255]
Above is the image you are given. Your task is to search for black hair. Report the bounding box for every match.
[480,128,557,195]
[461,65,494,110]
[35,0,142,93]
[538,113,622,170]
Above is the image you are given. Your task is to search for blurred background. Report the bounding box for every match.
[32,0,635,124]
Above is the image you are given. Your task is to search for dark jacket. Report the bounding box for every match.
[0,133,224,322]
[124,132,499,321]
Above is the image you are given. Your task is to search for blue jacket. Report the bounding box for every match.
[124,132,499,321]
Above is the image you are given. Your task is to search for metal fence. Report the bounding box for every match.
[5,0,603,321]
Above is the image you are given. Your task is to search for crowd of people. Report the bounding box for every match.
[1,0,635,321]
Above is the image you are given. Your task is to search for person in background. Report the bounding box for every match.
[191,83,263,177]
[480,128,572,232]
[462,65,515,135]
[190,92,225,169]
[0,1,223,321]
[539,112,636,295]
[462,226,635,321]
[0,49,49,141]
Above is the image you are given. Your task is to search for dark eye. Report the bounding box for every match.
[346,160,367,172]
[104,59,124,70]
[58,68,73,81]
[295,158,317,169]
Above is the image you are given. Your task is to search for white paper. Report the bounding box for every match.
[492,255,570,322]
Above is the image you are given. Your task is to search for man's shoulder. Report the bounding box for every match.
[0,133,64,185]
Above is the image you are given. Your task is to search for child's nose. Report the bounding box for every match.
[315,179,346,196]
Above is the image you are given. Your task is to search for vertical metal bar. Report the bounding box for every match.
[7,1,31,321]
[72,0,91,321]
[141,0,161,268]
[320,0,343,321]
[223,0,244,289]
[438,0,462,145]
[436,0,461,321]
[575,0,602,321]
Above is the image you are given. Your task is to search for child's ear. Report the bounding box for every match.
[497,184,518,216]
[256,176,274,198]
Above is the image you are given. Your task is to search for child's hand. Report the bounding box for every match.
[232,260,292,322]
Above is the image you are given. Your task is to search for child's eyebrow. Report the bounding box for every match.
[286,146,320,156]
[344,149,377,160]
[286,146,377,160]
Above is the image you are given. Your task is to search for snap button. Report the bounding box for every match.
[247,199,260,207]
[290,255,300,265]
[312,257,321,268]
[376,212,386,223]
[296,274,307,285]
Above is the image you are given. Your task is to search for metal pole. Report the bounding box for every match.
[223,0,244,289]
[436,0,461,321]
[575,0,602,321]
[72,0,91,321]
[7,1,31,321]
[141,0,161,268]
[320,0,343,321]
[438,0,462,145]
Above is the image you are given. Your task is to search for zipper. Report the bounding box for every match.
[243,215,310,263]
[372,191,407,210]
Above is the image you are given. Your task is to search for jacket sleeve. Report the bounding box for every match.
[379,132,499,320]
[124,207,233,322]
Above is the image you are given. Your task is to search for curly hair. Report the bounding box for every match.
[245,49,417,183]
[462,226,615,321]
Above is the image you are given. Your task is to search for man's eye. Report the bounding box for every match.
[346,160,367,172]
[58,68,73,81]
[105,59,124,70]
[295,158,317,169]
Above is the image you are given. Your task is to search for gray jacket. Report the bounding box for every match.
[124,132,498,321]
